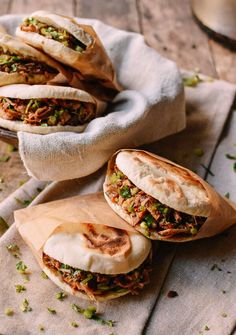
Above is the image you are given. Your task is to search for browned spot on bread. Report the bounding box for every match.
[83,224,131,256]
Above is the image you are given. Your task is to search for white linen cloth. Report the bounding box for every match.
[0,15,185,181]
[0,72,235,335]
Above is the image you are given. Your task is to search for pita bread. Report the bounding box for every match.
[16,11,118,84]
[0,84,96,134]
[43,224,151,275]
[105,150,211,217]
[0,33,70,85]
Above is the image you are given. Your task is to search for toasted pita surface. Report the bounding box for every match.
[0,32,70,85]
[104,150,211,218]
[43,266,129,301]
[43,223,151,275]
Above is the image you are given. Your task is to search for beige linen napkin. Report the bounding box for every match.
[0,74,235,335]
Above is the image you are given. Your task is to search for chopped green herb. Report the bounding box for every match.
[15,284,26,293]
[20,298,32,312]
[71,304,115,327]
[40,123,48,127]
[0,217,8,234]
[200,164,215,176]
[47,307,56,314]
[224,192,230,199]
[221,312,227,318]
[41,271,48,279]
[6,144,17,153]
[19,180,27,187]
[119,185,131,199]
[70,321,79,328]
[16,260,28,275]
[190,228,198,235]
[183,74,202,87]
[4,307,14,316]
[0,155,10,162]
[38,325,45,332]
[81,273,93,285]
[204,325,210,331]
[225,153,236,160]
[194,148,204,157]
[6,243,21,258]
[55,291,67,301]
[15,198,32,207]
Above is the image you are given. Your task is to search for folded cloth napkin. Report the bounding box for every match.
[0,15,185,181]
[0,74,235,335]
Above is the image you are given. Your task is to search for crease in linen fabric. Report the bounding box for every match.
[0,76,235,335]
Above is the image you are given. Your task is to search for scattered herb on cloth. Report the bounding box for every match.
[20,298,32,312]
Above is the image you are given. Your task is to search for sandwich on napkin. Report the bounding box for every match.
[0,33,69,85]
[15,193,152,302]
[104,150,236,241]
[16,11,121,100]
[0,84,96,134]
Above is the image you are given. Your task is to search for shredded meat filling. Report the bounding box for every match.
[43,252,151,300]
[0,97,96,126]
[105,165,206,238]
[0,48,58,76]
[21,17,88,52]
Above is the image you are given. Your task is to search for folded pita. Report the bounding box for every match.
[0,33,70,86]
[0,84,96,134]
[104,150,236,242]
[15,193,152,301]
[16,11,121,101]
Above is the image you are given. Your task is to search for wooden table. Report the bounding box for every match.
[0,0,235,202]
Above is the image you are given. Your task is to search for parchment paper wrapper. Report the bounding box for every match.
[14,192,137,268]
[106,150,236,242]
[68,21,121,101]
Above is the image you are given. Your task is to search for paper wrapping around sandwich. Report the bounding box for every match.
[14,193,136,268]
[105,149,236,242]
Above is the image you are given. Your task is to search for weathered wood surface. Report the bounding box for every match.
[0,0,235,202]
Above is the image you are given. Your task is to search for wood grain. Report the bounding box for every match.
[9,0,74,15]
[76,0,140,32]
[138,0,218,78]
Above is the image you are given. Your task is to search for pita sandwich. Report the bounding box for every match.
[0,33,70,86]
[0,84,96,134]
[104,150,214,241]
[16,11,121,101]
[42,222,152,301]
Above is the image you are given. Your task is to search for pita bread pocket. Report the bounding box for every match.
[0,84,97,134]
[15,193,152,301]
[104,149,236,242]
[16,11,121,101]
[0,32,70,86]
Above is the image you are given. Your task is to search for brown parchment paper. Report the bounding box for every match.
[14,192,136,264]
[69,23,121,101]
[107,149,236,242]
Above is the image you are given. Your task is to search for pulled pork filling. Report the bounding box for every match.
[0,97,95,126]
[21,18,88,52]
[43,252,151,300]
[0,48,58,76]
[105,165,207,238]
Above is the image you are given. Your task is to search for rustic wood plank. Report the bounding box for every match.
[76,0,140,32]
[209,39,236,84]
[9,0,74,16]
[0,0,11,15]
[0,143,29,202]
[138,0,218,77]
